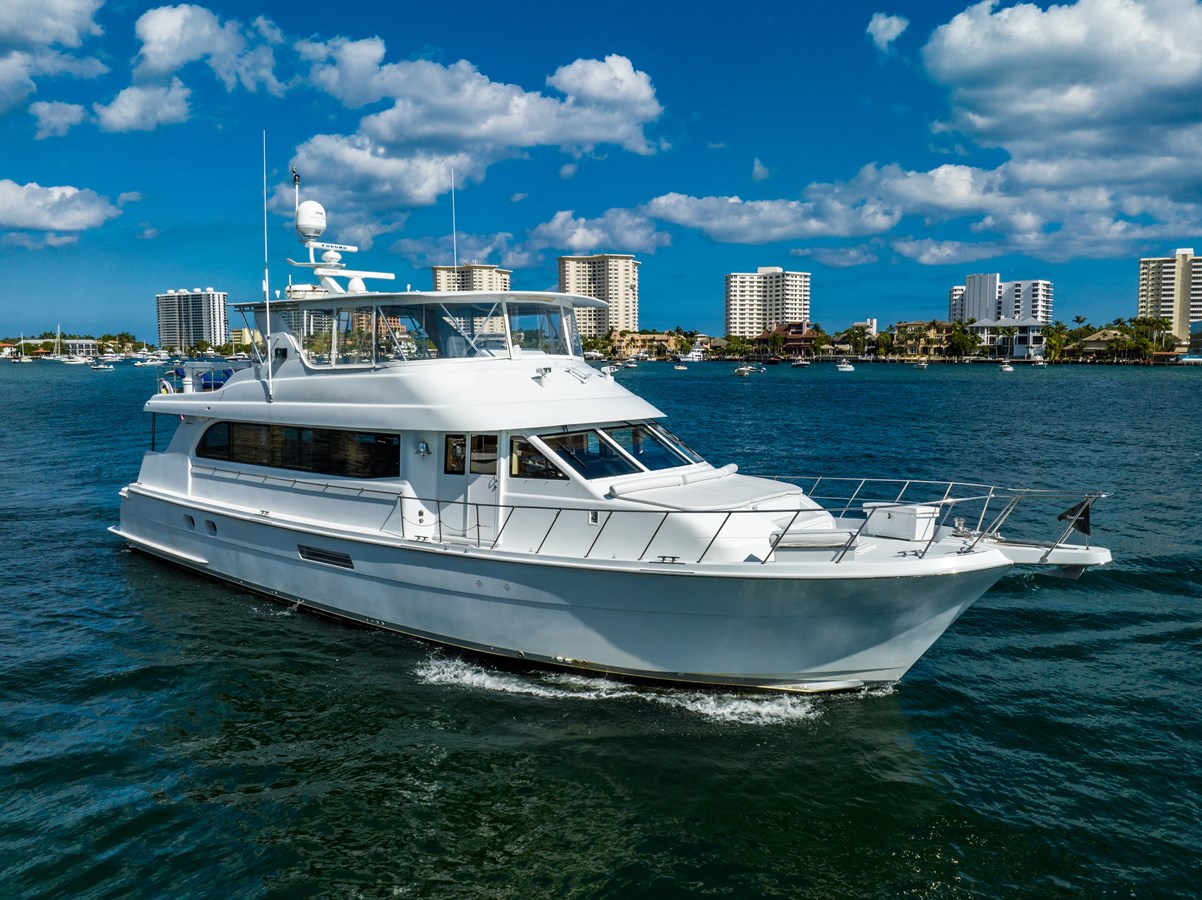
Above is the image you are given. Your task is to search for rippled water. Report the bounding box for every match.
[1,360,1199,897]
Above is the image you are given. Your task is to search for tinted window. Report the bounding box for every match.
[197,422,399,478]
[543,431,639,479]
[602,424,687,471]
[510,437,567,479]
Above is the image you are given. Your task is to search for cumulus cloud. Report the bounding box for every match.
[0,0,106,113]
[752,157,769,181]
[644,191,900,243]
[94,78,191,132]
[390,231,518,270]
[0,0,102,49]
[893,238,1005,266]
[134,4,283,94]
[867,12,909,53]
[30,100,84,138]
[286,43,664,246]
[527,208,671,255]
[559,163,578,179]
[0,179,123,248]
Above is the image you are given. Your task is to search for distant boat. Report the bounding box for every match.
[622,359,638,369]
[90,362,115,371]
[836,359,855,372]
[733,365,754,377]
[913,360,928,370]
[673,364,687,370]
[1031,358,1048,368]
[790,359,810,368]
[999,362,1015,372]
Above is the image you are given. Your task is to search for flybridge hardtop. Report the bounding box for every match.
[112,184,1111,693]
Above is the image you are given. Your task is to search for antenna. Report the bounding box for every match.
[451,166,458,270]
[262,131,274,402]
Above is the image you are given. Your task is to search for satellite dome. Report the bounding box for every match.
[296,200,326,241]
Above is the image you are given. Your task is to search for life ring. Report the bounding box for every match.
[159,378,174,394]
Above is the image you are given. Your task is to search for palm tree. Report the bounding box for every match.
[997,326,1019,359]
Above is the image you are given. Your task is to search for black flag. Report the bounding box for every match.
[1057,500,1092,536]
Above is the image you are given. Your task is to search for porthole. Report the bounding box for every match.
[183,514,195,530]
[204,520,217,536]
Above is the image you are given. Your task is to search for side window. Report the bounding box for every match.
[510,437,567,479]
[470,434,498,475]
[445,434,467,474]
[197,422,230,460]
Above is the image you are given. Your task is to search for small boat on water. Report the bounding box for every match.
[913,360,928,370]
[733,364,755,377]
[110,188,1112,693]
[836,359,855,372]
[999,362,1015,372]
[673,364,687,370]
[90,362,115,371]
[1031,358,1048,368]
[790,359,810,368]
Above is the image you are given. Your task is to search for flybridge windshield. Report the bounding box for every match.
[288,301,582,366]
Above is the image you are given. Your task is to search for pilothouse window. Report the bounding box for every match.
[601,424,690,471]
[510,437,567,479]
[542,431,640,479]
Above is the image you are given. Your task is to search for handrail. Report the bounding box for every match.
[184,463,1108,566]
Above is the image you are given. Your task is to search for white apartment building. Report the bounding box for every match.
[156,288,228,351]
[952,274,1054,324]
[558,254,639,337]
[724,266,811,338]
[948,286,966,322]
[432,263,512,292]
[1137,248,1202,342]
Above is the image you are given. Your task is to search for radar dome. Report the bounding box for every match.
[296,200,326,241]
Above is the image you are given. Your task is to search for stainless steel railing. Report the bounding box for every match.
[186,463,1107,565]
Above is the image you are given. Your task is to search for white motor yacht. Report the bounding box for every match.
[836,359,855,372]
[110,196,1111,693]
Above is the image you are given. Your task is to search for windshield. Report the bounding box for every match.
[537,423,706,480]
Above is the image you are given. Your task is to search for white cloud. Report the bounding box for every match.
[0,178,122,232]
[752,157,769,181]
[559,163,578,179]
[867,12,909,53]
[527,208,671,255]
[644,192,900,243]
[134,4,283,95]
[0,48,105,113]
[791,245,880,268]
[510,192,528,203]
[0,0,102,49]
[30,100,84,138]
[390,231,517,270]
[893,238,1004,266]
[287,44,664,247]
[94,78,191,132]
[0,232,80,249]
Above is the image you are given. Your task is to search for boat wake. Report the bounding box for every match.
[415,654,834,725]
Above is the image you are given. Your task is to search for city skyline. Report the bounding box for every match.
[4,0,1202,340]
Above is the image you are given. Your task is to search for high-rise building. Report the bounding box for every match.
[558,254,639,337]
[952,274,1053,324]
[948,285,966,322]
[432,263,512,292]
[724,266,811,338]
[1137,248,1202,342]
[156,288,228,350]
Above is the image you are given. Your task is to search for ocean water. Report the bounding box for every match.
[1,359,1199,897]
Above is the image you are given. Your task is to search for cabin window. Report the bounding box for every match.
[601,424,690,471]
[648,423,706,464]
[470,435,498,475]
[444,435,467,474]
[196,422,399,478]
[542,431,640,480]
[510,438,567,480]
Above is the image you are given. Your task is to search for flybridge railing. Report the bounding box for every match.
[189,464,1106,566]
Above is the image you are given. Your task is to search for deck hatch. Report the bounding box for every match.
[297,545,355,569]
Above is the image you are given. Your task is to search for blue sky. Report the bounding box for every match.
[3,0,1202,341]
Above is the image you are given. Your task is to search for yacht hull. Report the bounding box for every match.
[115,490,1009,691]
